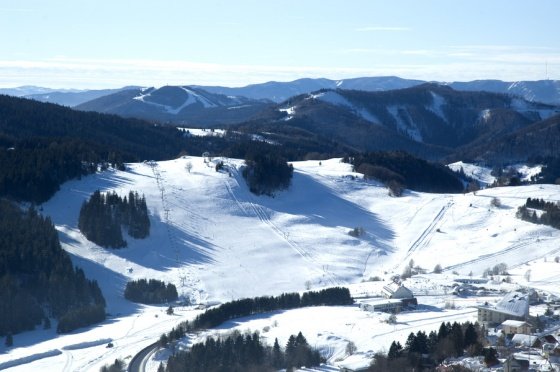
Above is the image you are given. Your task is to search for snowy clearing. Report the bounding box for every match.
[1,156,560,371]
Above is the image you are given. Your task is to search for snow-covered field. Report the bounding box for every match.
[2,156,560,371]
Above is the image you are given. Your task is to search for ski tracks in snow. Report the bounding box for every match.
[225,164,342,287]
[396,199,452,271]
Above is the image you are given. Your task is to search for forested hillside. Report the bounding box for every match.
[0,200,105,336]
[78,190,150,248]
[347,151,464,194]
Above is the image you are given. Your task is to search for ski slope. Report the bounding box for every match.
[2,156,560,371]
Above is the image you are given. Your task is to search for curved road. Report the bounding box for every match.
[128,342,159,372]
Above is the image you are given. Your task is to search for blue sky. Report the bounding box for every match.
[0,0,559,88]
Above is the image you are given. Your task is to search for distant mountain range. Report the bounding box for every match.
[234,84,560,162]
[3,78,560,164]
[0,86,140,107]
[75,86,272,126]
[2,77,559,108]
[196,77,560,105]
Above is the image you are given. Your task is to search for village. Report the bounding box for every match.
[345,275,560,372]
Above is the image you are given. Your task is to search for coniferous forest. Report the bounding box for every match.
[242,152,294,196]
[165,331,322,372]
[0,200,105,336]
[346,151,464,194]
[517,197,560,229]
[191,287,352,330]
[78,190,150,248]
[124,279,178,304]
[369,321,487,372]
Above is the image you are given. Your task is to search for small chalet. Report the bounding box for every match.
[382,282,414,299]
[511,334,540,348]
[337,354,371,372]
[501,320,532,336]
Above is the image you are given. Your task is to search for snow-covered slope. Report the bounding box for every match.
[2,157,560,370]
[76,86,272,126]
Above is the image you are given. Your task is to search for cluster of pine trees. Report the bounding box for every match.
[165,331,322,372]
[191,287,352,330]
[346,151,464,194]
[370,321,485,371]
[0,200,105,337]
[242,152,294,196]
[517,197,560,229]
[530,156,560,184]
[78,190,150,248]
[124,279,178,304]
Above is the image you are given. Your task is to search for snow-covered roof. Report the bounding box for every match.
[361,298,403,306]
[495,292,529,318]
[502,320,528,327]
[382,282,401,295]
[337,354,372,371]
[511,334,538,346]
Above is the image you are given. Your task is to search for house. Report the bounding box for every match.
[540,334,558,345]
[337,354,371,372]
[503,355,529,372]
[478,292,529,327]
[454,277,488,285]
[501,320,532,336]
[360,297,417,313]
[382,282,414,299]
[503,352,548,372]
[511,334,540,348]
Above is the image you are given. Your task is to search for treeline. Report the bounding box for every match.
[0,200,105,336]
[192,287,352,330]
[517,197,560,229]
[242,151,294,196]
[534,156,560,184]
[369,321,490,371]
[124,279,178,304]
[165,331,322,372]
[346,151,464,195]
[0,94,191,203]
[78,190,150,248]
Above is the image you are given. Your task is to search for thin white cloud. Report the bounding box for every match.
[0,56,557,89]
[355,26,411,32]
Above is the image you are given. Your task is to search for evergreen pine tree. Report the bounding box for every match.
[388,341,402,359]
[272,337,283,368]
[405,332,417,353]
[464,322,478,347]
[451,322,464,356]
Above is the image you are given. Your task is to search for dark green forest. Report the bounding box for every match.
[517,197,560,229]
[124,279,178,304]
[78,190,150,248]
[347,151,464,194]
[0,200,105,336]
[165,331,322,372]
[242,152,294,196]
[191,287,352,330]
[369,321,489,371]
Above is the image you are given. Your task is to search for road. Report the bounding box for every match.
[128,342,159,372]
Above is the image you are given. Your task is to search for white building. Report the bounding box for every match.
[382,282,414,299]
[478,292,529,327]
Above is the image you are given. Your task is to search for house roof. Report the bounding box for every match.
[495,292,529,317]
[382,282,401,294]
[337,354,372,371]
[511,334,538,346]
[541,334,558,343]
[502,320,528,327]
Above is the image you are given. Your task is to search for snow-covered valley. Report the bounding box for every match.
[2,157,560,371]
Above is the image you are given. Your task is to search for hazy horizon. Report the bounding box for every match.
[1,0,558,89]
